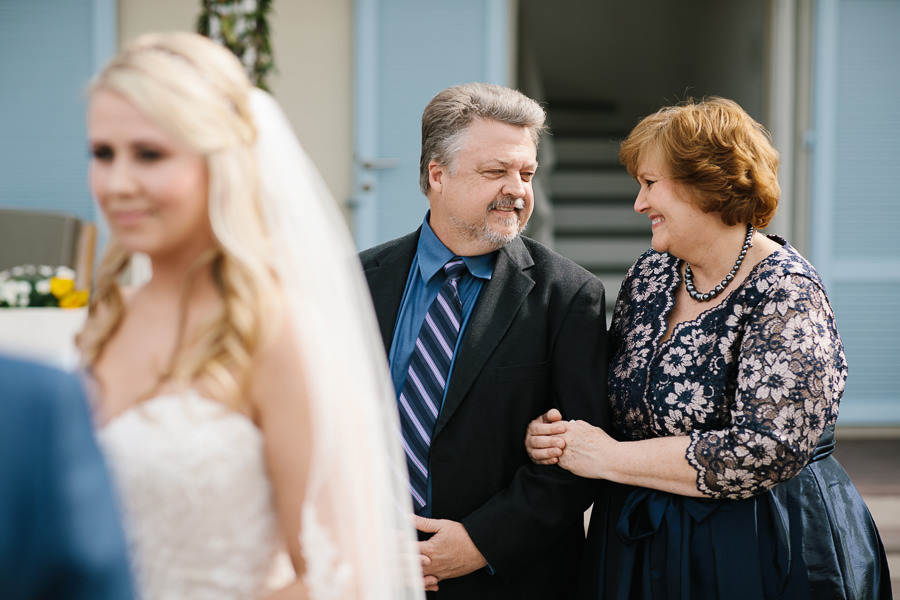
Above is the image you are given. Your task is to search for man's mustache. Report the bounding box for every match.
[488,197,525,211]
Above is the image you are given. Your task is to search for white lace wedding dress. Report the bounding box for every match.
[98,391,294,599]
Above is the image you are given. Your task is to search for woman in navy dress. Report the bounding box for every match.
[526,97,891,599]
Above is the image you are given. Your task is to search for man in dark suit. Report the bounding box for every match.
[360,82,608,599]
[0,354,134,600]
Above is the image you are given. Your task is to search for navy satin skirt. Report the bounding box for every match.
[579,425,892,599]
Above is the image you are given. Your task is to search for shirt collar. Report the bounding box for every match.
[417,212,495,282]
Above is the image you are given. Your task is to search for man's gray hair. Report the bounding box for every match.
[419,82,547,195]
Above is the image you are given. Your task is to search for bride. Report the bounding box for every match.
[79,31,423,600]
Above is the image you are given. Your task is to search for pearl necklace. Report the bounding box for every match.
[683,223,754,302]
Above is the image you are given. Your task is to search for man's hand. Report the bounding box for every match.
[524,408,567,464]
[416,516,487,588]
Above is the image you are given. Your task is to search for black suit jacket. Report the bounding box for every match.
[361,231,609,600]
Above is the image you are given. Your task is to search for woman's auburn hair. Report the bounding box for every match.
[78,32,281,409]
[619,97,780,229]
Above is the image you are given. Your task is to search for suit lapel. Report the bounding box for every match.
[364,231,419,354]
[434,237,535,437]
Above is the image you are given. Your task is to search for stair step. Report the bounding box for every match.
[555,204,648,234]
[590,270,626,312]
[865,496,900,552]
[554,237,648,271]
[889,556,900,593]
[882,528,900,554]
[547,107,625,135]
[554,137,622,166]
[549,170,636,198]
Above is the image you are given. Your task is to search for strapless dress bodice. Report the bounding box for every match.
[98,392,289,599]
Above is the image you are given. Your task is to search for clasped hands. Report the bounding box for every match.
[416,515,487,592]
[524,408,614,479]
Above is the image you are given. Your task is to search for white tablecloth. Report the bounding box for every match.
[0,308,88,370]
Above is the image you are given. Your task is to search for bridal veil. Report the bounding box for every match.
[249,89,423,599]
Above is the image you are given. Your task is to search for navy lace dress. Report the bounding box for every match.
[580,238,892,599]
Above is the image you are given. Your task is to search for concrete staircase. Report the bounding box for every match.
[538,102,650,315]
[547,134,648,316]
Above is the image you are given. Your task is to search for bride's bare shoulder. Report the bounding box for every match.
[250,310,308,409]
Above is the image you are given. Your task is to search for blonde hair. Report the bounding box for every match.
[80,31,280,409]
[619,97,780,229]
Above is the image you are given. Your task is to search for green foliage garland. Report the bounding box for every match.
[197,0,275,90]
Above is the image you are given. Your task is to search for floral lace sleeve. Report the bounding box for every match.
[686,273,848,500]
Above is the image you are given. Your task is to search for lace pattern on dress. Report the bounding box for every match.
[300,504,352,600]
[98,392,284,599]
[608,240,847,500]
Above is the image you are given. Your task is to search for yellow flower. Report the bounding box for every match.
[50,276,75,298]
[59,289,89,309]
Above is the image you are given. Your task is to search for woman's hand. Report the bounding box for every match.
[526,410,619,480]
[556,420,616,479]
[524,409,568,464]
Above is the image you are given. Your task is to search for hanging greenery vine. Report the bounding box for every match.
[196,0,276,90]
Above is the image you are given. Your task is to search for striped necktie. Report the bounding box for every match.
[398,257,467,509]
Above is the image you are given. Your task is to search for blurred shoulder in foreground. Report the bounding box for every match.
[0,354,133,600]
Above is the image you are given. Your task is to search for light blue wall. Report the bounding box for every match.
[0,0,115,224]
[812,0,900,424]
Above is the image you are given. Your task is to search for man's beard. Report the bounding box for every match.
[450,196,527,251]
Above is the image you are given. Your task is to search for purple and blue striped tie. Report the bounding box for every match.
[399,257,467,509]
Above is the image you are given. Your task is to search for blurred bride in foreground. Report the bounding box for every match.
[79,31,423,600]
